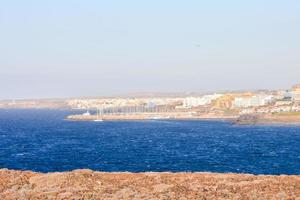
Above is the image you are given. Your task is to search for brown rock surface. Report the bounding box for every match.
[0,169,300,199]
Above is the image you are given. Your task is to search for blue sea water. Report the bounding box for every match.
[0,109,299,175]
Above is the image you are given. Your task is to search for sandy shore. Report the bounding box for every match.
[0,169,299,199]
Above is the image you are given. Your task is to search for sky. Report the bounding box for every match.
[0,0,299,99]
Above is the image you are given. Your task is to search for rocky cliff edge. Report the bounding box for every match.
[0,169,299,199]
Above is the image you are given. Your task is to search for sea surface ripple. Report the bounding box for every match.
[0,109,299,174]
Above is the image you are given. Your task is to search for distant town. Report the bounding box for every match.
[1,84,299,123]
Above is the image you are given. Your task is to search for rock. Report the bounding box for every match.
[233,114,261,125]
[0,169,299,199]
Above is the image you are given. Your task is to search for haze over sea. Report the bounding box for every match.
[0,109,299,175]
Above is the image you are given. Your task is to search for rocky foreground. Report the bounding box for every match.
[1,169,300,199]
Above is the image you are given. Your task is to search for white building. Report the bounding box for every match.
[292,86,300,103]
[233,95,274,108]
[183,94,222,108]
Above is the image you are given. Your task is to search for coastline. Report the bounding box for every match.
[234,114,300,126]
[66,113,300,126]
[1,169,299,199]
[2,108,300,125]
[66,113,238,122]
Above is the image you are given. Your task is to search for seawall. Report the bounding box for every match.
[66,113,237,121]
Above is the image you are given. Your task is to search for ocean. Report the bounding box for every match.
[0,109,299,175]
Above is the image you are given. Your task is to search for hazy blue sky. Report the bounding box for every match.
[0,0,299,99]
